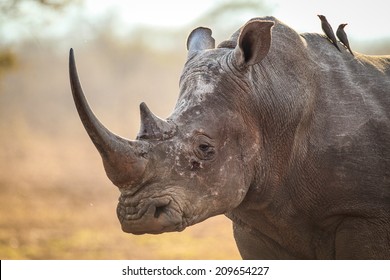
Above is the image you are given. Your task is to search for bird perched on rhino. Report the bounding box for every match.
[317,15,341,52]
[337,23,354,56]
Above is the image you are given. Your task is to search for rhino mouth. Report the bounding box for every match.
[116,195,185,234]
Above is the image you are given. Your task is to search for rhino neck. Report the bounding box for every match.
[224,27,320,233]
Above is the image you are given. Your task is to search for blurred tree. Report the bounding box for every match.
[0,0,80,77]
[0,49,16,77]
[127,0,271,52]
[0,0,75,13]
[196,0,270,24]
[194,0,271,39]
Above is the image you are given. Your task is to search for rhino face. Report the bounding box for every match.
[69,19,274,234]
[119,109,251,235]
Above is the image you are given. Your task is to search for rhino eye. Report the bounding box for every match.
[195,143,215,160]
[199,144,210,152]
[193,135,216,160]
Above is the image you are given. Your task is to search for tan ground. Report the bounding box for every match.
[0,183,240,259]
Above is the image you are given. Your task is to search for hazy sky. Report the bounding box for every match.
[83,0,390,41]
[1,0,389,45]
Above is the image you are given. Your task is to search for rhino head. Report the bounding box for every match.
[69,19,274,235]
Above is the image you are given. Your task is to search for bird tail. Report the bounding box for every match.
[334,42,341,52]
[347,46,354,56]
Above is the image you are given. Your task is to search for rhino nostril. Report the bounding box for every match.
[154,205,167,218]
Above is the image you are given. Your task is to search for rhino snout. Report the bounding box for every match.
[117,196,184,234]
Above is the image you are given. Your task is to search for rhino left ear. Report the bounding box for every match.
[234,20,274,67]
[187,27,215,52]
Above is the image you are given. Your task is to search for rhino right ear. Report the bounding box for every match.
[233,20,274,67]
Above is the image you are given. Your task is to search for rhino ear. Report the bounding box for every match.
[234,20,274,67]
[187,27,215,52]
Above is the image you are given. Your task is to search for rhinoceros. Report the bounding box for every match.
[69,16,390,259]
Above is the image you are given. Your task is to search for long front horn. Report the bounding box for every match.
[69,48,148,186]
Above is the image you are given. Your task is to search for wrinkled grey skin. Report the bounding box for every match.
[69,17,390,259]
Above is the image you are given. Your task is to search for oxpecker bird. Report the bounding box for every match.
[318,15,341,52]
[337,23,354,56]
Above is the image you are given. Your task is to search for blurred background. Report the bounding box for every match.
[0,0,389,260]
